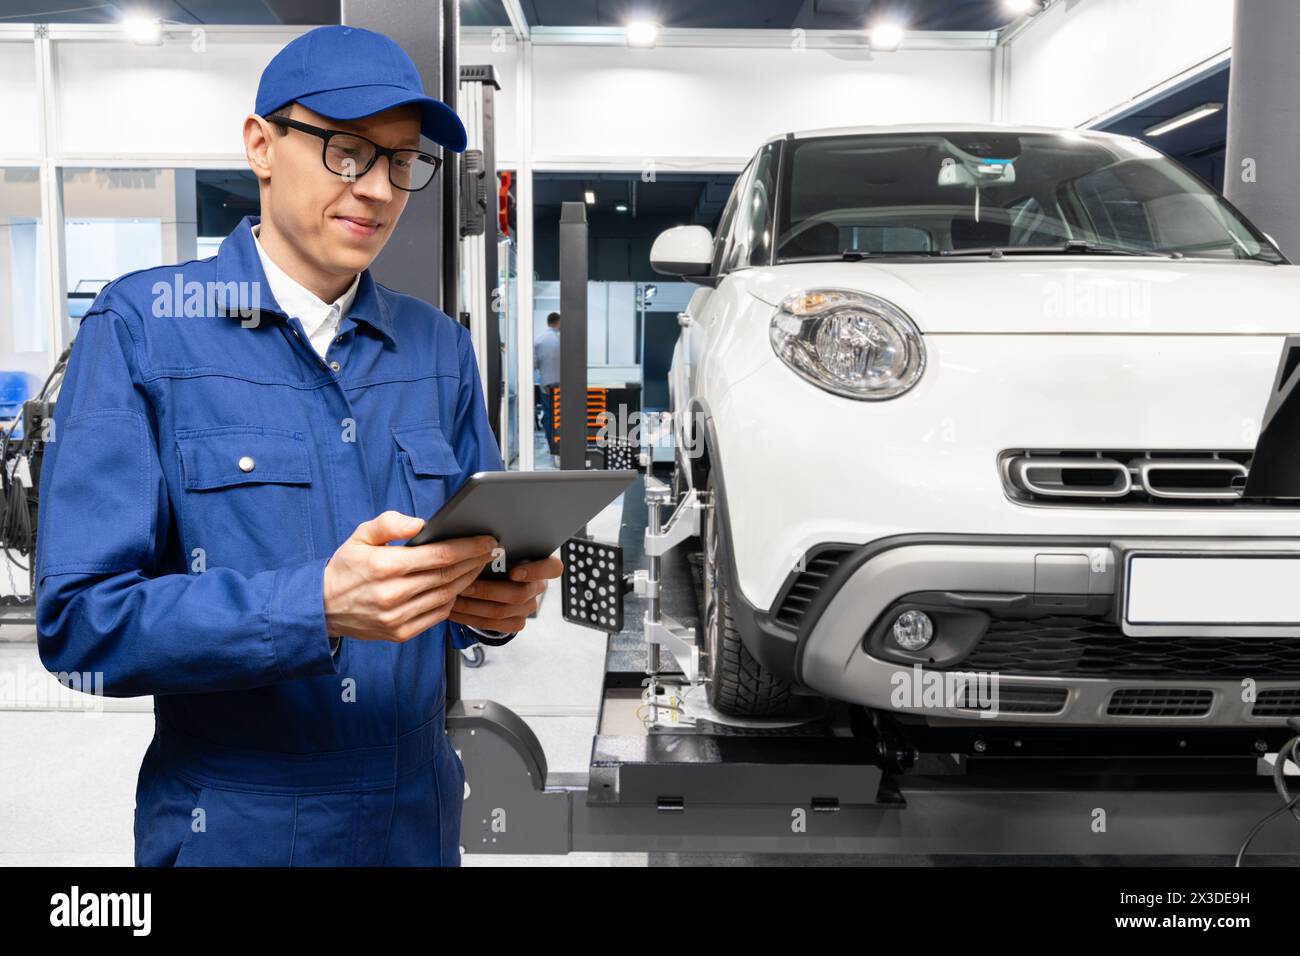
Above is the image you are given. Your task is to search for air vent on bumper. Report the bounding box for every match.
[1107,687,1214,717]
[772,547,855,629]
[955,684,1068,715]
[1252,688,1300,717]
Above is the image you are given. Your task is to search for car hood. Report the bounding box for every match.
[745,259,1300,334]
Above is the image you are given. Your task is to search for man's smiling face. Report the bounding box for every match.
[246,101,424,289]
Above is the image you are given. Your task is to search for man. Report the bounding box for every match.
[35,25,559,867]
[535,311,561,450]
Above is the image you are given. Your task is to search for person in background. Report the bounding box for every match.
[535,311,561,450]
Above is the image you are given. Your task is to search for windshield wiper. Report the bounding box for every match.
[778,250,941,264]
[940,240,1173,259]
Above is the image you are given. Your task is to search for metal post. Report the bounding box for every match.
[33,29,69,356]
[481,74,502,441]
[644,494,662,724]
[441,0,460,329]
[515,39,535,471]
[558,202,588,471]
[459,65,502,446]
[342,0,464,708]
[439,0,462,707]
[340,0,446,308]
[1224,0,1300,256]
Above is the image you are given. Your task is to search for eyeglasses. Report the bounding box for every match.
[265,115,442,192]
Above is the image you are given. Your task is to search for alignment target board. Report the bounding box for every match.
[563,538,624,633]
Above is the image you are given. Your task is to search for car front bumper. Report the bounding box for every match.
[786,535,1300,726]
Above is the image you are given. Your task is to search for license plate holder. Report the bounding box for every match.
[1121,547,1300,637]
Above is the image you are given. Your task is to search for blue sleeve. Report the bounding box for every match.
[448,322,509,650]
[34,306,339,697]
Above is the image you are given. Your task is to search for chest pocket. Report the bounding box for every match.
[175,425,314,573]
[392,420,461,519]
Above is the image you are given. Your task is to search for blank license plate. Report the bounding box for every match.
[1126,554,1300,626]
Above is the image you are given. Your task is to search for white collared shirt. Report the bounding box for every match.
[251,223,360,360]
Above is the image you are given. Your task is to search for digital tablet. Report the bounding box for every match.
[404,470,638,573]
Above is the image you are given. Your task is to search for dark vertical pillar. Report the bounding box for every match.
[482,79,502,439]
[461,64,502,443]
[558,202,589,470]
[441,0,460,327]
[1224,0,1300,256]
[340,0,446,307]
[343,0,464,707]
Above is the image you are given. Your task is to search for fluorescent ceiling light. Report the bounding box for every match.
[615,203,628,213]
[626,21,659,47]
[584,190,596,204]
[1144,102,1223,137]
[1004,0,1043,14]
[123,16,163,45]
[868,22,904,51]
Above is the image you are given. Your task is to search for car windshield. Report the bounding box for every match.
[774,131,1283,263]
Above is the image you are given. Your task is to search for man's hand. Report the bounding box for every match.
[449,555,563,635]
[323,510,497,643]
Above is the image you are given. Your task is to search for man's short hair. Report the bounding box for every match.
[266,102,295,134]
[547,312,561,327]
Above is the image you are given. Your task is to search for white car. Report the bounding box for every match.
[651,124,1300,730]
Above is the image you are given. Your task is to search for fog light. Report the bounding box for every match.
[892,610,934,651]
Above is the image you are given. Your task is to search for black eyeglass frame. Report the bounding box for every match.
[265,114,442,192]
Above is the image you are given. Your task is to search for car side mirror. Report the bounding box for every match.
[650,225,714,277]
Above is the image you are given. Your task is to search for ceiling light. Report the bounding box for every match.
[1143,102,1224,137]
[626,21,659,48]
[1004,0,1043,14]
[615,203,628,213]
[584,190,596,204]
[123,16,163,45]
[868,22,904,51]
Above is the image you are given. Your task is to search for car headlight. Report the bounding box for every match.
[769,289,925,400]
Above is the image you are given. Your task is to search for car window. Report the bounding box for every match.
[745,143,779,267]
[710,161,750,276]
[774,132,1282,261]
[1008,197,1070,246]
[847,224,933,252]
[721,144,778,272]
[1072,168,1157,248]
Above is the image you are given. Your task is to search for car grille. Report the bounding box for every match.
[954,615,1300,679]
[1253,688,1300,717]
[773,547,855,629]
[1000,449,1268,506]
[1107,687,1214,717]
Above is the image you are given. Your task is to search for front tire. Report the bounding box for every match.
[702,472,799,716]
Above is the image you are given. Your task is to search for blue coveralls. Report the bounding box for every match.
[35,215,501,866]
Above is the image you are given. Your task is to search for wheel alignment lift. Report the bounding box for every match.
[449,473,1300,858]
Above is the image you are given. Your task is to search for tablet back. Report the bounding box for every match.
[405,470,638,567]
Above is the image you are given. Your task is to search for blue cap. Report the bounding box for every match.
[255,26,467,152]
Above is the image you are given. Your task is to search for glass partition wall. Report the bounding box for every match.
[0,168,50,405]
